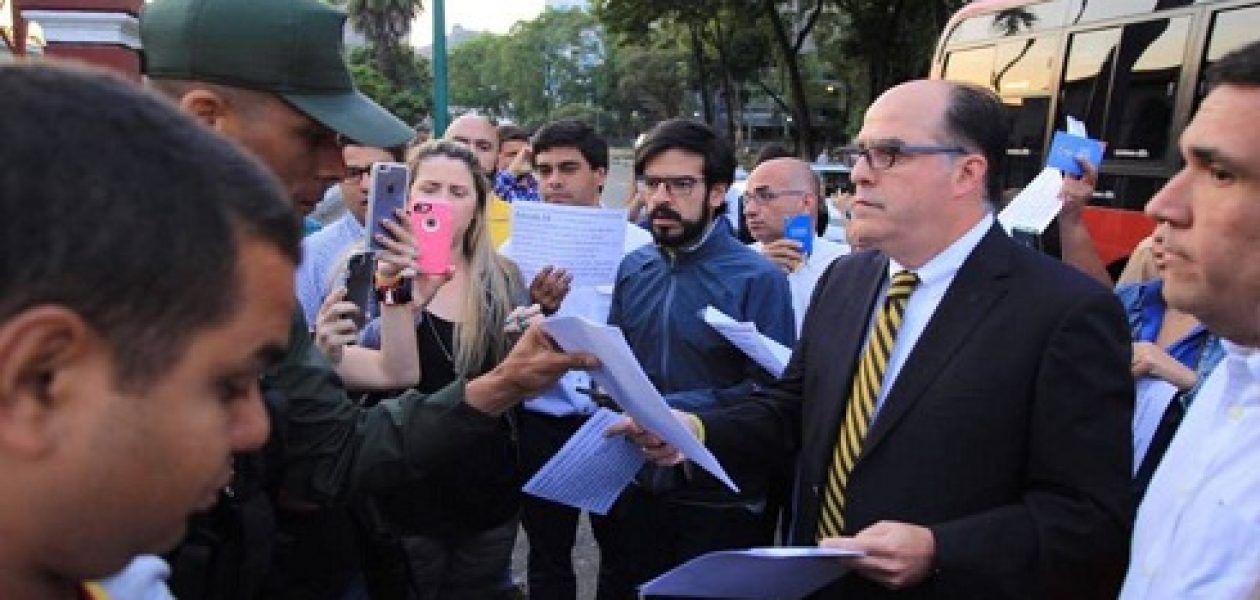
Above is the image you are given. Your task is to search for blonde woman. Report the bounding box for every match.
[350,140,531,600]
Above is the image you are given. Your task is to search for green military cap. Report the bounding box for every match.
[141,0,413,148]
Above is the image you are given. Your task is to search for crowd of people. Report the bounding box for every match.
[2,0,1260,599]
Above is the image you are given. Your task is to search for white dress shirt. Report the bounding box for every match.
[875,213,993,413]
[1120,340,1260,599]
[750,235,850,334]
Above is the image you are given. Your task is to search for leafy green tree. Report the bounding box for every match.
[448,34,513,118]
[346,0,422,86]
[347,46,432,126]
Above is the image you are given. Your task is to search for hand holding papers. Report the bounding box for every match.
[997,167,1064,235]
[639,547,862,599]
[701,306,792,378]
[541,316,739,492]
[510,202,627,286]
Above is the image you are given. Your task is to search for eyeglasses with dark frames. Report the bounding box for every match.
[836,142,970,170]
[637,176,700,197]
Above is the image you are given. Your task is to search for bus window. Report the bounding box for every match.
[1060,27,1121,137]
[1199,5,1260,98]
[994,35,1056,95]
[1094,173,1168,212]
[1001,95,1052,190]
[943,47,995,88]
[1105,17,1191,162]
[945,0,1070,46]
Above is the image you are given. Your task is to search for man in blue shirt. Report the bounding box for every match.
[295,143,402,326]
[601,119,795,597]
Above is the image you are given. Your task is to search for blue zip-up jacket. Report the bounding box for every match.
[609,218,795,502]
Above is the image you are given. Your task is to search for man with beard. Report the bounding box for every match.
[600,118,795,597]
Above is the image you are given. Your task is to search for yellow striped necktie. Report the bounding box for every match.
[817,270,920,539]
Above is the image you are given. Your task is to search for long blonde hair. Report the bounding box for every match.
[408,140,522,375]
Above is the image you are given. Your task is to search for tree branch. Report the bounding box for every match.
[753,78,793,114]
[792,0,826,54]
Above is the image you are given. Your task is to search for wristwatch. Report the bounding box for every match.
[375,278,413,306]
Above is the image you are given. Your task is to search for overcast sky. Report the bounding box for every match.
[409,0,546,48]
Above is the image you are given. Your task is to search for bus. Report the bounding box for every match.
[931,0,1260,271]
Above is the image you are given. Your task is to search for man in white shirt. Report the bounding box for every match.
[744,157,850,333]
[295,143,400,325]
[1120,40,1260,600]
[499,119,650,600]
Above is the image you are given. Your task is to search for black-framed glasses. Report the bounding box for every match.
[836,142,969,170]
[343,165,373,181]
[637,176,700,197]
[743,188,808,206]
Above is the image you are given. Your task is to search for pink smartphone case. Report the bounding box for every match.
[410,200,454,275]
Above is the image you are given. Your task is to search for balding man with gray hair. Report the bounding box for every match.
[743,157,850,333]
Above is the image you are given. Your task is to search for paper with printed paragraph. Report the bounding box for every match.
[541,316,739,492]
[522,408,645,515]
[510,202,627,286]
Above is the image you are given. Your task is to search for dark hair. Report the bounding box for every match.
[942,83,1008,207]
[1208,40,1260,90]
[634,118,736,189]
[345,142,405,163]
[0,63,299,392]
[755,143,795,165]
[532,119,609,171]
[497,124,530,144]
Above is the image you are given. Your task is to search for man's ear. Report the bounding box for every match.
[0,307,94,458]
[594,166,608,194]
[707,182,729,211]
[178,88,233,133]
[953,153,989,202]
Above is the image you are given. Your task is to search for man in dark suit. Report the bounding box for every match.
[619,80,1134,598]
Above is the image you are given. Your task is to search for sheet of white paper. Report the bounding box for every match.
[701,306,792,378]
[509,202,627,287]
[1132,377,1180,473]
[522,408,646,515]
[998,167,1065,235]
[1066,115,1088,137]
[639,547,862,599]
[542,316,740,492]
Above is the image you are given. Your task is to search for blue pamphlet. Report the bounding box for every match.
[784,213,813,256]
[1046,131,1104,177]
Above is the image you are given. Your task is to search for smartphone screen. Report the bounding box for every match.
[366,162,410,252]
[342,252,375,329]
[784,213,814,256]
[410,200,454,276]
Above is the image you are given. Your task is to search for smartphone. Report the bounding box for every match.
[410,200,454,276]
[784,213,814,256]
[342,252,376,329]
[366,162,410,252]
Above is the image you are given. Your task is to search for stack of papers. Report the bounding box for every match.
[639,546,863,599]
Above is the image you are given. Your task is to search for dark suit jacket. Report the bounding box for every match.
[704,224,1134,599]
